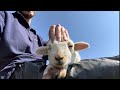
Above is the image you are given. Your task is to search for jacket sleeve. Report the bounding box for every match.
[67,55,119,79]
[0,11,5,37]
[37,34,48,61]
[37,34,47,47]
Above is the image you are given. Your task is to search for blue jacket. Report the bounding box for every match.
[0,11,47,79]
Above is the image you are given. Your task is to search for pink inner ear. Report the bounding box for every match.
[74,42,89,51]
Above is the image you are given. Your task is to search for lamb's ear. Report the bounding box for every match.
[36,46,48,55]
[74,42,90,51]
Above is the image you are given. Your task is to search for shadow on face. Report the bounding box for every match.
[20,11,36,19]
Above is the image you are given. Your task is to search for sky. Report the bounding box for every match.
[9,11,119,60]
[30,11,119,60]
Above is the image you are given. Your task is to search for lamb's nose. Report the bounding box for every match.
[55,56,64,61]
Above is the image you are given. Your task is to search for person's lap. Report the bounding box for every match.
[10,61,46,79]
[9,55,119,79]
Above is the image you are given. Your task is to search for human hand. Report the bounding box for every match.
[49,24,69,42]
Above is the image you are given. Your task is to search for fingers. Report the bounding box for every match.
[61,27,64,42]
[64,29,70,40]
[61,27,69,41]
[49,24,69,42]
[55,24,61,41]
[49,25,56,42]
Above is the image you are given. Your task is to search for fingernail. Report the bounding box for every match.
[58,38,61,41]
[58,24,61,26]
[64,37,67,41]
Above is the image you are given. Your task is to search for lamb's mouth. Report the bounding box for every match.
[54,62,67,68]
[51,60,67,68]
[57,60,65,65]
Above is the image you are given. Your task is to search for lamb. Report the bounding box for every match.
[36,38,90,79]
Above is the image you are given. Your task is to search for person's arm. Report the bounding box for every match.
[37,35,47,46]
[0,11,5,38]
[67,55,119,79]
[37,35,48,62]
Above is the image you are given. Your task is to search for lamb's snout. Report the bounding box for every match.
[55,55,64,61]
[55,54,65,65]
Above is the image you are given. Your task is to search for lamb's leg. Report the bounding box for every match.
[57,69,67,79]
[42,64,67,79]
[42,65,55,79]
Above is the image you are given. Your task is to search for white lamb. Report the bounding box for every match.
[36,38,90,79]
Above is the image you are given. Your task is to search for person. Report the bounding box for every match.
[0,11,119,79]
[0,11,69,79]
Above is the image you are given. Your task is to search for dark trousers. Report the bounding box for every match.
[10,61,46,79]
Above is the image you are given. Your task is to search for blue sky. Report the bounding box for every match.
[8,11,119,60]
[30,11,119,60]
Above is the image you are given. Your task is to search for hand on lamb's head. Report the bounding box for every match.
[48,24,70,42]
[36,39,90,79]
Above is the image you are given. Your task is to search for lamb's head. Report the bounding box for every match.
[36,39,90,68]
